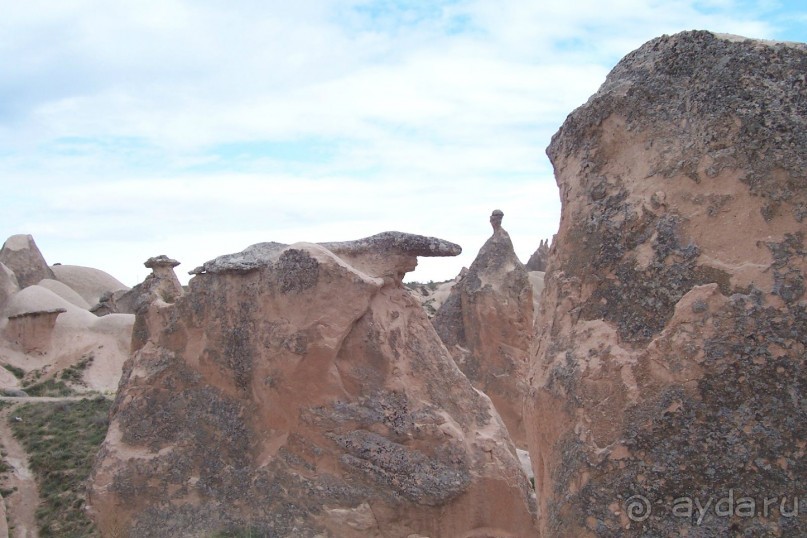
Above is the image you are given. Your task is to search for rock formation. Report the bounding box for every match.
[50,264,129,306]
[527,31,807,536]
[0,235,135,394]
[432,212,533,447]
[525,239,550,272]
[406,270,464,319]
[0,285,134,392]
[5,307,66,354]
[0,263,19,310]
[89,232,536,537]
[92,255,183,317]
[0,234,55,288]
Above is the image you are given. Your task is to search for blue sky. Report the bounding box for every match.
[1,0,805,286]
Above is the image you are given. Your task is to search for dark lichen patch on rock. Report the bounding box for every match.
[530,30,807,538]
[333,429,471,506]
[765,232,806,304]
[275,248,320,294]
[578,211,725,342]
[550,32,807,202]
[571,291,807,536]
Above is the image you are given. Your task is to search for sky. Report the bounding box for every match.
[1,1,805,287]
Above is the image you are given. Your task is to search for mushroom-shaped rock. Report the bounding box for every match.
[89,234,536,537]
[191,232,462,285]
[6,307,66,354]
[432,211,533,447]
[142,255,183,301]
[0,234,55,288]
[489,209,504,232]
[92,256,183,317]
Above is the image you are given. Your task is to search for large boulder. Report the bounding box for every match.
[89,232,536,537]
[527,31,807,536]
[0,234,55,288]
[433,210,533,447]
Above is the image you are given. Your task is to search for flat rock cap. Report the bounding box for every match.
[190,232,462,275]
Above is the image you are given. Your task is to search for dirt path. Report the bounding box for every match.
[0,404,39,538]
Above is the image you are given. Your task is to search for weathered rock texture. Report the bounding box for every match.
[0,234,55,288]
[0,236,134,393]
[92,255,183,316]
[433,212,533,447]
[0,263,19,310]
[89,232,536,537]
[525,239,550,272]
[0,285,134,392]
[406,271,463,319]
[527,31,807,536]
[5,308,66,354]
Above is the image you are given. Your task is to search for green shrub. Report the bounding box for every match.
[22,379,73,397]
[11,397,111,537]
[2,363,26,379]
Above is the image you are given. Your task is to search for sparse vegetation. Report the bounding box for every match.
[23,367,45,386]
[60,353,95,385]
[22,379,74,397]
[11,397,111,537]
[3,363,26,379]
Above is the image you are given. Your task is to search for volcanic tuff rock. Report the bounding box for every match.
[527,31,807,536]
[93,255,183,317]
[433,212,533,447]
[0,235,134,393]
[525,239,550,272]
[50,264,129,306]
[89,232,536,537]
[0,263,19,310]
[0,234,55,288]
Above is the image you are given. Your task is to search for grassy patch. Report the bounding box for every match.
[11,397,111,537]
[60,354,95,385]
[2,363,26,379]
[22,379,74,397]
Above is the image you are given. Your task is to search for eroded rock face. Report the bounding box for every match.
[92,255,183,317]
[0,234,55,288]
[433,212,533,447]
[525,239,550,272]
[5,308,65,354]
[527,31,806,536]
[89,233,536,537]
[0,263,19,310]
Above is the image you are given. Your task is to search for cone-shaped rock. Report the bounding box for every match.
[0,234,55,288]
[433,211,533,447]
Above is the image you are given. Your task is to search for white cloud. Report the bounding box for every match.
[0,0,802,286]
